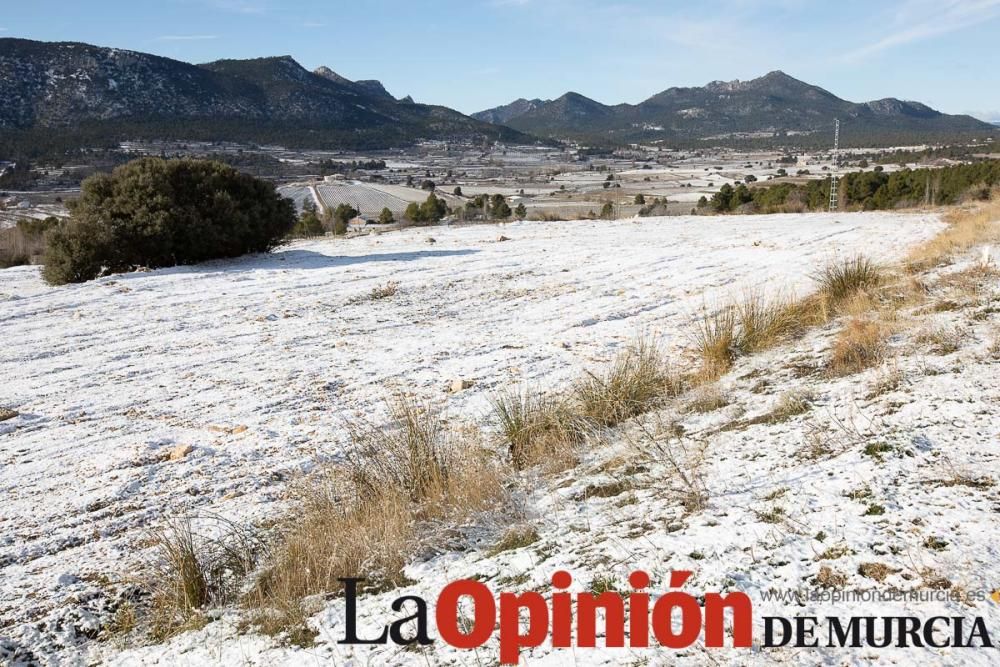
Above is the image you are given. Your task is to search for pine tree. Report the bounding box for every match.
[491,194,511,219]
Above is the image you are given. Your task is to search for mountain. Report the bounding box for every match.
[472,98,548,125]
[312,66,395,101]
[475,71,996,146]
[0,38,536,153]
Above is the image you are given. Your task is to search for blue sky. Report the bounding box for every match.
[2,0,999,119]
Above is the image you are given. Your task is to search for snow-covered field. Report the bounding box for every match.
[7,211,1000,665]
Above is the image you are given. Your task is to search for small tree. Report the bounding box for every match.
[404,202,421,222]
[634,194,646,205]
[514,203,527,220]
[420,179,436,191]
[332,203,358,235]
[453,186,463,197]
[378,207,395,224]
[490,194,512,220]
[290,207,324,237]
[599,201,615,219]
[419,193,447,222]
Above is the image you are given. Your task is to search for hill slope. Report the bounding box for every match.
[0,38,536,151]
[476,71,995,145]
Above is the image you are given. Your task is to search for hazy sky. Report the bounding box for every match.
[2,0,999,119]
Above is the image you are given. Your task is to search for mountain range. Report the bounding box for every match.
[0,38,532,153]
[473,71,996,146]
[0,39,995,154]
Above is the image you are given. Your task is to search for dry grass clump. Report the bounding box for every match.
[814,255,884,307]
[348,280,400,304]
[867,362,905,398]
[248,479,414,639]
[488,524,540,556]
[248,396,508,638]
[768,389,816,422]
[368,280,399,301]
[693,306,738,378]
[148,518,261,640]
[734,290,812,353]
[693,291,823,378]
[829,317,890,375]
[490,388,582,471]
[989,335,1000,360]
[575,337,684,426]
[905,198,1000,272]
[631,417,709,514]
[684,383,731,414]
[914,325,964,355]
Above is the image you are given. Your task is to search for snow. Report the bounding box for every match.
[8,211,995,665]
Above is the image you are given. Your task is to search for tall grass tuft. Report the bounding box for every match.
[693,306,738,378]
[489,388,581,471]
[149,518,260,639]
[814,255,884,306]
[247,396,508,638]
[575,336,683,426]
[829,318,889,376]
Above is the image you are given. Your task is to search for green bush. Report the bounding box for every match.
[404,193,447,224]
[331,203,358,235]
[42,158,295,285]
[289,208,325,238]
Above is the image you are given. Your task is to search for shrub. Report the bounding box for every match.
[42,158,295,284]
[1,217,60,268]
[288,209,324,238]
[378,207,395,224]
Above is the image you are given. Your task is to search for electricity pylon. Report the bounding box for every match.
[829,119,840,212]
